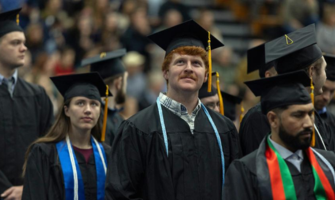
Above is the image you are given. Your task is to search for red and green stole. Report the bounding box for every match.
[256,137,335,200]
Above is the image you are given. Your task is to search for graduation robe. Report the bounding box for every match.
[105,103,242,200]
[0,78,54,194]
[224,138,335,200]
[319,110,335,136]
[22,142,111,200]
[239,103,335,156]
[102,104,124,146]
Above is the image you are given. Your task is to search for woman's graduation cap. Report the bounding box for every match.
[82,49,127,80]
[0,8,23,38]
[148,20,224,93]
[50,72,112,141]
[324,54,335,81]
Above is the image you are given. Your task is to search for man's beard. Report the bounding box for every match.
[115,88,126,104]
[278,124,312,151]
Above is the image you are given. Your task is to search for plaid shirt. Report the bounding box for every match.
[158,93,202,134]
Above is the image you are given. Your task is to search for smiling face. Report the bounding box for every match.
[0,31,27,69]
[65,96,101,132]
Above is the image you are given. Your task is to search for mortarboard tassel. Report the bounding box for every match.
[207,31,212,92]
[215,72,224,115]
[239,102,245,126]
[310,77,315,147]
[16,14,19,25]
[101,85,109,142]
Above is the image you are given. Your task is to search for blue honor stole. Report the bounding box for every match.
[56,135,107,200]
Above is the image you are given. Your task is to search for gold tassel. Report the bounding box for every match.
[310,77,315,147]
[101,85,109,142]
[207,31,212,92]
[216,72,224,115]
[240,102,245,126]
[16,14,19,25]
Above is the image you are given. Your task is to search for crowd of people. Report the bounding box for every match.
[1,0,335,199]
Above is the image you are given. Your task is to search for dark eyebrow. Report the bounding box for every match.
[292,109,315,114]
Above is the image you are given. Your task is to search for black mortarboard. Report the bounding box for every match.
[247,44,277,78]
[244,70,311,114]
[198,73,217,99]
[324,54,335,81]
[82,49,126,80]
[148,20,224,55]
[0,8,23,38]
[50,72,112,102]
[221,91,242,121]
[264,24,322,74]
[148,20,224,93]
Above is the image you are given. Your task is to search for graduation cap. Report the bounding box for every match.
[245,70,316,146]
[50,72,112,141]
[324,54,335,81]
[0,8,23,38]
[82,49,126,80]
[148,20,224,93]
[198,72,224,115]
[247,44,277,78]
[249,24,322,75]
[221,91,243,121]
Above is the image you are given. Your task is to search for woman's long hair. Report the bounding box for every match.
[22,98,102,176]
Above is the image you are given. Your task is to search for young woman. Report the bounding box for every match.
[22,72,112,200]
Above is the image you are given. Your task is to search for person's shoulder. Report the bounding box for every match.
[17,77,47,95]
[314,148,335,166]
[29,142,56,158]
[122,104,159,133]
[231,150,258,174]
[206,108,236,131]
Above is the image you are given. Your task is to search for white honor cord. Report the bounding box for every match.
[92,137,107,174]
[314,124,327,151]
[66,135,79,200]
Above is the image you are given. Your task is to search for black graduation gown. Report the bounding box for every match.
[22,142,111,200]
[105,103,242,200]
[239,103,270,156]
[0,78,54,194]
[224,143,335,200]
[239,103,335,156]
[102,104,124,146]
[319,110,335,136]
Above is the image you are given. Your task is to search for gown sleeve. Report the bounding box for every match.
[22,144,51,200]
[0,170,12,194]
[105,121,146,200]
[223,160,257,200]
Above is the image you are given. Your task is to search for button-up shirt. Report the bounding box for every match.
[269,135,304,172]
[159,93,202,133]
[0,70,18,93]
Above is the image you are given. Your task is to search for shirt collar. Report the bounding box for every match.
[158,93,202,117]
[317,107,327,115]
[268,135,303,160]
[0,70,18,85]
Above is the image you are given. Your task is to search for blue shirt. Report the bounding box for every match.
[268,135,304,172]
[0,70,18,93]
